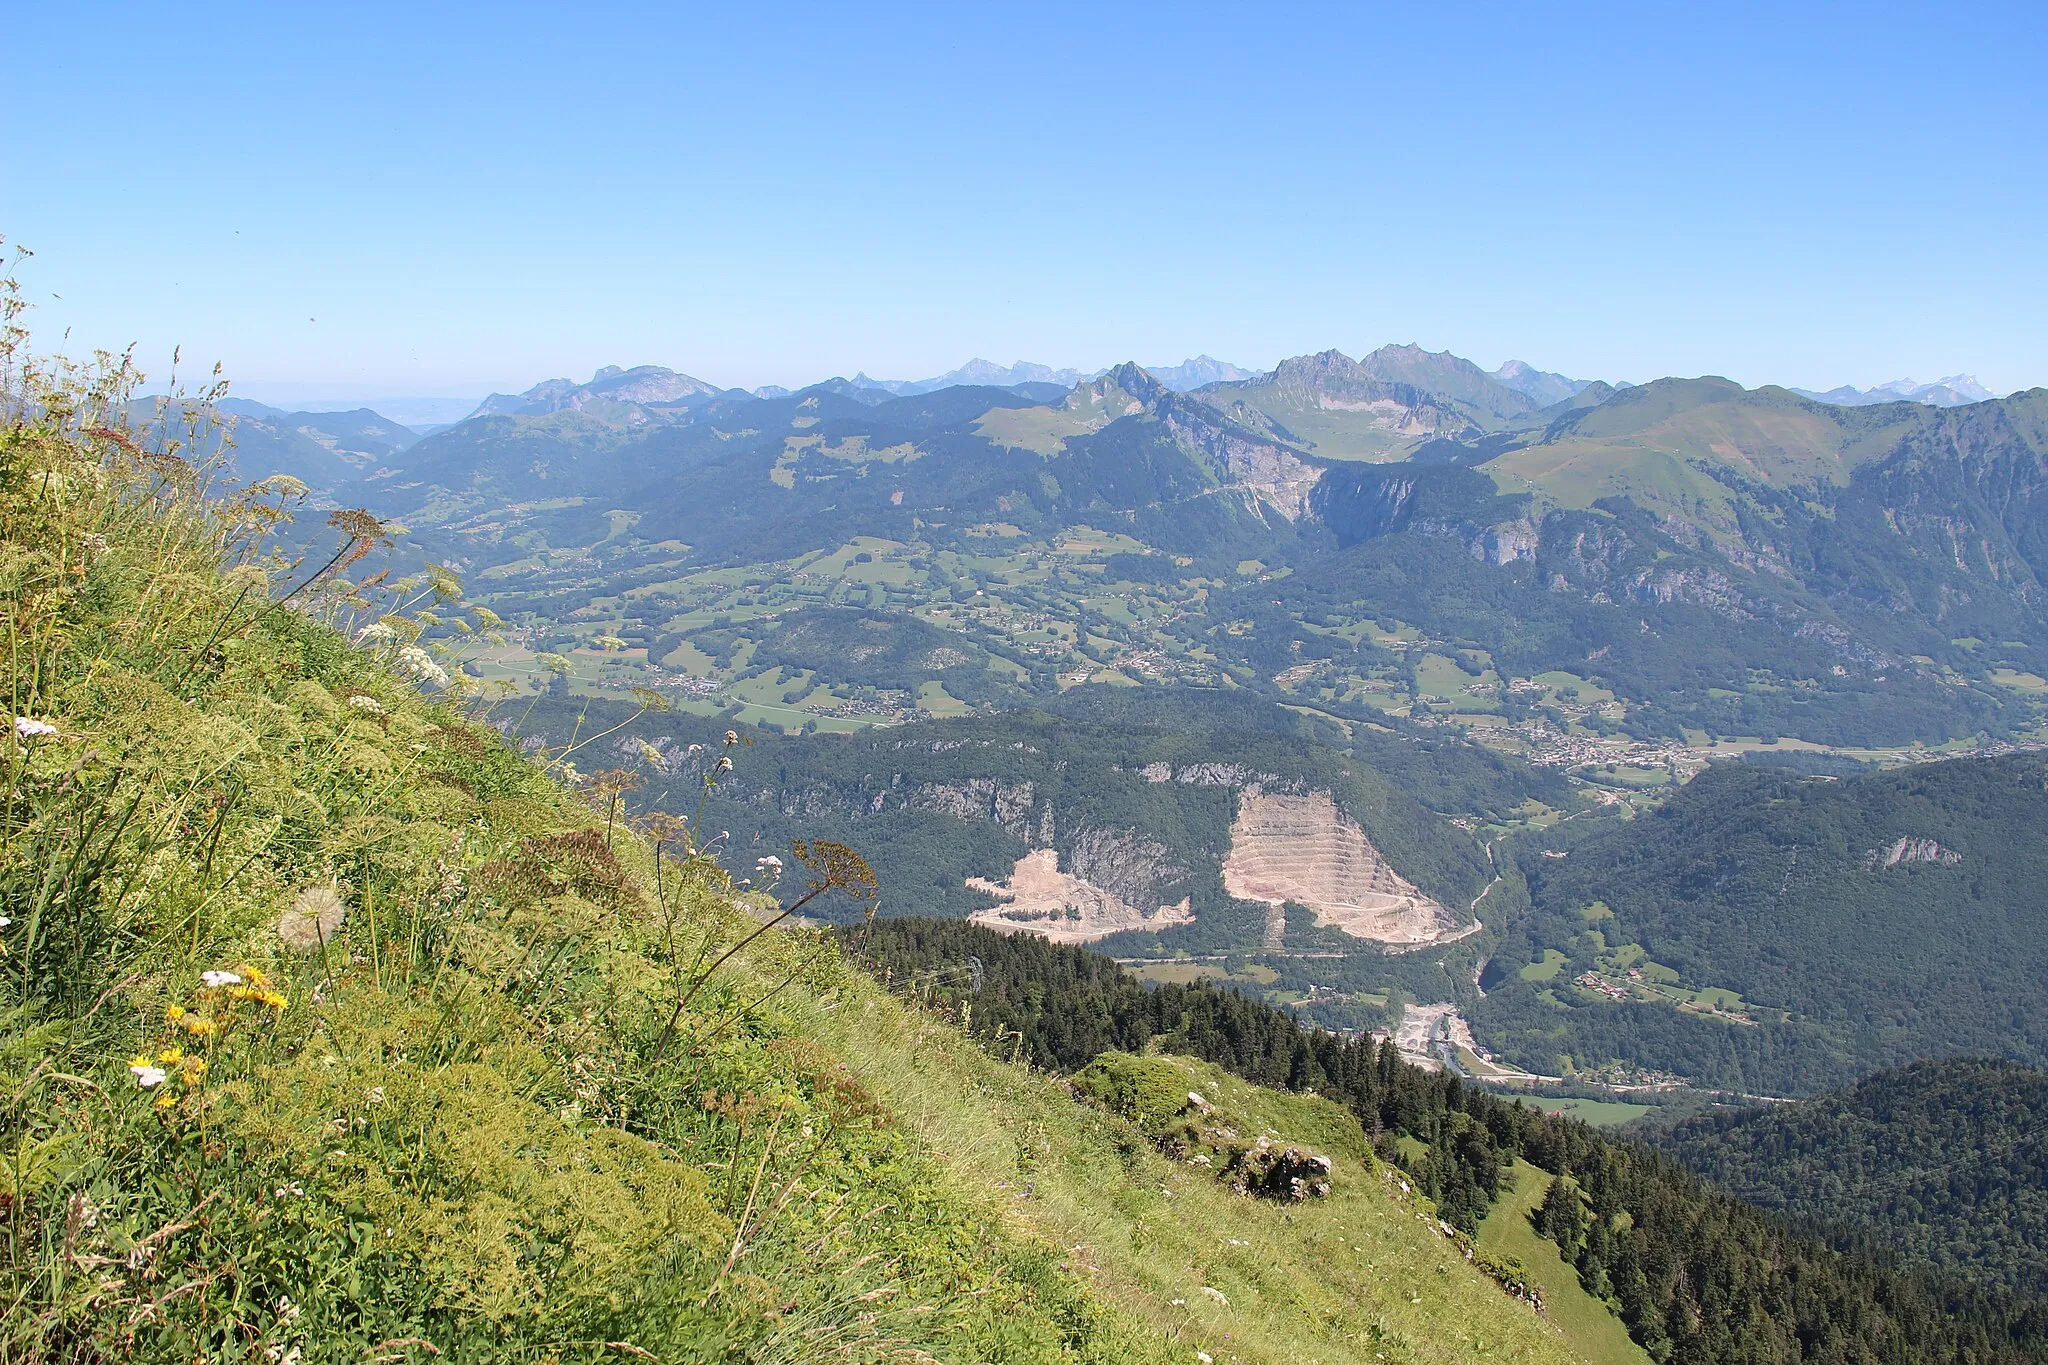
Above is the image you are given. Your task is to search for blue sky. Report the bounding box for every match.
[5,2,2044,406]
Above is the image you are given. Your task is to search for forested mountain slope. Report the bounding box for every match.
[1650,1058,2048,1294]
[498,688,1557,958]
[1476,754,2048,1093]
[856,919,2048,1363]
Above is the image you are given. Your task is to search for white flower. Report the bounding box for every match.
[755,855,782,869]
[347,694,386,716]
[202,970,244,989]
[131,1063,168,1089]
[723,729,739,745]
[714,756,733,773]
[0,916,11,930]
[396,645,449,687]
[12,716,58,740]
[355,622,398,646]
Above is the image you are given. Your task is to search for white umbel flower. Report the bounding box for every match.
[12,716,57,740]
[396,645,449,687]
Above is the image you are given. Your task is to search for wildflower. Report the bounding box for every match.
[166,1004,185,1024]
[261,990,289,1012]
[182,1016,219,1037]
[12,716,58,740]
[366,1086,386,1105]
[154,1092,177,1111]
[355,622,398,646]
[346,694,387,716]
[396,644,449,687]
[242,964,270,987]
[0,916,11,930]
[201,970,244,989]
[130,1063,168,1089]
[715,756,733,773]
[156,1047,183,1065]
[723,729,739,746]
[280,886,347,951]
[756,855,782,871]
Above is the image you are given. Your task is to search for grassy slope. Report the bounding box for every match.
[828,1038,1581,1364]
[0,362,1570,1362]
[1476,1162,1648,1365]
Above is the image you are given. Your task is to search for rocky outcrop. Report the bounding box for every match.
[1863,836,1963,871]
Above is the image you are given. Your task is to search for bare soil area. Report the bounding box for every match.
[966,848,1195,944]
[1221,791,1464,945]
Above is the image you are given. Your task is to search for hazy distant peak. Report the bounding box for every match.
[1145,356,1258,391]
[1492,359,1595,406]
[1791,375,1999,409]
[471,364,723,418]
[1873,375,1998,404]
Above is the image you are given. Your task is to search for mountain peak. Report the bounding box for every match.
[471,365,724,419]
[1492,359,1595,406]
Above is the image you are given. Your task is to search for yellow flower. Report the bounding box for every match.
[166,1004,186,1024]
[153,1092,177,1111]
[183,1016,218,1037]
[129,1053,153,1070]
[157,1047,183,1065]
[262,991,289,1012]
[240,964,270,988]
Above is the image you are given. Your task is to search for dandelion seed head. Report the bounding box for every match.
[279,886,347,952]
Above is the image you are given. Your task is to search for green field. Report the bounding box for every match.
[1477,1161,1650,1364]
[1526,1097,1656,1127]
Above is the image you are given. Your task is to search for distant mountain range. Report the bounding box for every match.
[1791,375,2000,407]
[454,357,2006,430]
